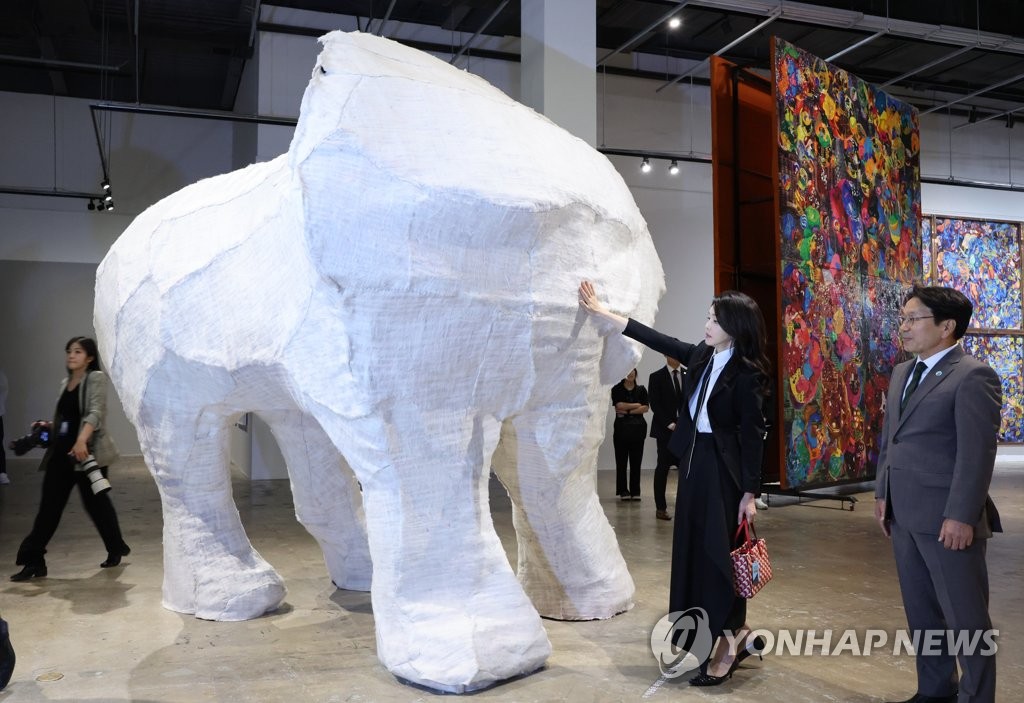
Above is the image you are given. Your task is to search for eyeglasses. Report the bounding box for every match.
[897,315,934,326]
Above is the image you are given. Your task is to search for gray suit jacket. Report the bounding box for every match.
[874,345,1002,537]
[41,370,119,469]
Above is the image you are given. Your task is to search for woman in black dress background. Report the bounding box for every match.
[579,281,771,686]
[610,368,648,500]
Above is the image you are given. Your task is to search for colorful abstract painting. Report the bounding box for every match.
[962,334,1024,442]
[931,218,1022,330]
[775,38,921,487]
[921,214,1024,442]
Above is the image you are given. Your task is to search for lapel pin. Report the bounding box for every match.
[935,371,942,377]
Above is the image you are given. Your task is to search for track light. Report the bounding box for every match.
[101,179,110,191]
[669,160,680,175]
[968,106,977,124]
[87,199,96,211]
[1008,113,1015,129]
[668,17,681,29]
[104,192,113,203]
[640,157,652,173]
[106,201,115,211]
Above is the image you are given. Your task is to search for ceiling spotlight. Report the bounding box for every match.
[669,160,680,175]
[106,201,115,211]
[640,157,652,173]
[104,192,113,203]
[1007,113,1015,129]
[968,106,977,124]
[101,179,111,191]
[668,17,682,29]
[87,199,96,211]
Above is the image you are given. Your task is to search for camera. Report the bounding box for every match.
[8,424,51,456]
[76,455,111,495]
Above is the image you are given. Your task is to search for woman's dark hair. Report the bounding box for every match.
[903,284,973,340]
[712,291,772,388]
[66,336,102,374]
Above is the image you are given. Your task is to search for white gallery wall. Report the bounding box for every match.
[1,14,1022,474]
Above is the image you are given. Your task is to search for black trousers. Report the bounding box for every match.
[613,422,646,497]
[16,456,126,566]
[653,434,677,511]
[0,416,6,475]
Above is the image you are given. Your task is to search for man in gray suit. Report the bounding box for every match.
[875,285,1002,703]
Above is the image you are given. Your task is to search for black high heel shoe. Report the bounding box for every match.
[688,635,767,686]
[10,563,47,582]
[101,544,131,569]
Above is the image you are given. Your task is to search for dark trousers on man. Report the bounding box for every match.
[890,517,996,703]
[653,434,677,512]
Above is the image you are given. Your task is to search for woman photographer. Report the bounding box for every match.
[11,337,130,581]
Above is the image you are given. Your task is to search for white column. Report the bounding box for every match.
[520,0,596,146]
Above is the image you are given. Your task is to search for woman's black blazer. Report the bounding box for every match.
[623,318,766,495]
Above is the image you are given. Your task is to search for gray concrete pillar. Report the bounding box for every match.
[521,0,597,146]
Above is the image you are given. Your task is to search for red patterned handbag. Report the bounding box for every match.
[731,518,773,598]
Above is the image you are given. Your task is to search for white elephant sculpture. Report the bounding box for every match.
[94,31,664,692]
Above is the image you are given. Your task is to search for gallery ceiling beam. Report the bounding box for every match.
[655,8,781,93]
[921,71,1024,115]
[596,0,692,68]
[953,105,1024,131]
[374,0,398,37]
[689,0,1024,57]
[449,0,511,64]
[825,29,886,63]
[879,44,979,88]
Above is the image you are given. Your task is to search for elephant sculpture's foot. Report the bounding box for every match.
[163,549,287,622]
[375,596,552,693]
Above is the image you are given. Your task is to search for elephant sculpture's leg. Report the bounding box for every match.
[351,411,551,693]
[260,410,371,591]
[491,402,635,620]
[137,369,286,621]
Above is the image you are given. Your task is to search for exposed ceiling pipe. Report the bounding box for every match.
[90,101,297,126]
[449,0,511,64]
[826,29,886,63]
[953,105,1024,130]
[0,54,127,73]
[880,44,978,88]
[921,71,1024,114]
[656,8,781,92]
[596,1,692,68]
[375,0,398,37]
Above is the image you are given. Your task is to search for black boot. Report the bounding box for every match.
[9,563,46,582]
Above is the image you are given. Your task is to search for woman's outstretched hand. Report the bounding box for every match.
[578,280,606,315]
[578,281,628,334]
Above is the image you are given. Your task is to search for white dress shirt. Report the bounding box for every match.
[689,347,733,433]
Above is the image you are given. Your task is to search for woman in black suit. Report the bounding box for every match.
[579,281,770,686]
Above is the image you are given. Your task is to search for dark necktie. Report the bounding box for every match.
[672,369,682,404]
[691,363,713,422]
[900,361,927,415]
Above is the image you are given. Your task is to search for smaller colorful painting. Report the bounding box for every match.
[932,218,1022,329]
[921,216,932,278]
[962,334,1024,443]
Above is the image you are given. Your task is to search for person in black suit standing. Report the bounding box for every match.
[611,368,649,500]
[579,281,771,686]
[875,286,1001,703]
[648,356,683,520]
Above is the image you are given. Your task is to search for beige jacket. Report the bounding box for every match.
[42,370,120,469]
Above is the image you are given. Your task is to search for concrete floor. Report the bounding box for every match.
[0,455,1021,702]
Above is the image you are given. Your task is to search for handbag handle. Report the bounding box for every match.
[733,516,758,545]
